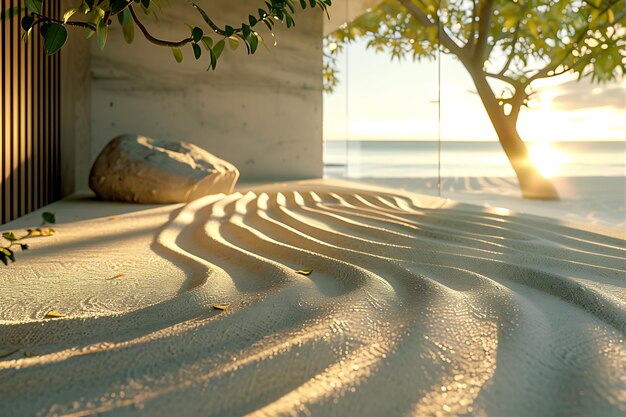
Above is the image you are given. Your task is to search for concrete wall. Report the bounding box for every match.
[60,0,92,195]
[91,1,324,182]
[324,0,380,35]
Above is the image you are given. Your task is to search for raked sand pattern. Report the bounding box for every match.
[0,181,625,416]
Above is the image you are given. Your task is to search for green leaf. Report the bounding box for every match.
[118,9,134,43]
[42,212,56,224]
[24,0,42,14]
[242,24,250,38]
[21,15,34,31]
[248,32,259,54]
[225,25,234,37]
[208,48,217,70]
[96,19,107,50]
[63,7,79,23]
[22,28,32,43]
[191,26,203,43]
[2,232,19,241]
[200,36,213,50]
[228,36,239,51]
[39,21,50,37]
[110,0,126,14]
[84,27,95,39]
[43,23,67,55]
[20,244,29,251]
[248,15,257,26]
[172,47,183,63]
[141,0,150,9]
[192,43,201,59]
[0,253,7,266]
[1,247,12,256]
[607,9,614,23]
[117,8,127,24]
[93,5,105,19]
[212,39,225,59]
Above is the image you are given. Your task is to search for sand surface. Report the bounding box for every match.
[0,179,624,416]
[345,176,626,237]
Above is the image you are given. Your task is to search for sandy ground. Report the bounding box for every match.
[343,176,626,237]
[0,179,624,417]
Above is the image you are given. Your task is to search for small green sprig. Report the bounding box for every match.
[1,212,56,266]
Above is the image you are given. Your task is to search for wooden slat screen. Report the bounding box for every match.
[1,0,61,225]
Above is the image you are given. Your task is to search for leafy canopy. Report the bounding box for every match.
[326,0,625,108]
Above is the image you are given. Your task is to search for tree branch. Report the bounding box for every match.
[465,0,478,51]
[497,3,528,77]
[32,12,95,30]
[524,0,625,86]
[472,0,495,64]
[129,5,192,48]
[397,0,467,60]
[485,71,520,87]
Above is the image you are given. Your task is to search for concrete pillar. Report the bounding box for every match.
[60,0,92,195]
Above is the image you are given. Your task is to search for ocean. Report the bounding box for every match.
[324,140,625,178]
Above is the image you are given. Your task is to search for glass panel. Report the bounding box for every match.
[435,0,625,230]
[325,0,625,232]
[324,33,440,195]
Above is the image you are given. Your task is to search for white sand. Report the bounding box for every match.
[344,176,626,237]
[0,179,624,416]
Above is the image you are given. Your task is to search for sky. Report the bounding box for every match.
[323,40,626,142]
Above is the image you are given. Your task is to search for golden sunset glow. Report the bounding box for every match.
[528,142,572,178]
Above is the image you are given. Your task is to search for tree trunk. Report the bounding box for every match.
[466,69,559,200]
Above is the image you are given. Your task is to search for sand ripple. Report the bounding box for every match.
[0,182,624,416]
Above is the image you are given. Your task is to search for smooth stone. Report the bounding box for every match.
[89,134,239,203]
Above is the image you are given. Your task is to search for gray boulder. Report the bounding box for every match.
[90,135,239,203]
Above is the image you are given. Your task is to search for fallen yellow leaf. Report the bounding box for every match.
[212,304,228,311]
[45,311,65,318]
[107,273,125,280]
[295,269,313,276]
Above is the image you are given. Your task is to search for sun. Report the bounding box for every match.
[528,142,572,179]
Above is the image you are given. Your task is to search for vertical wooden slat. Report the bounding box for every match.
[54,10,61,201]
[10,0,18,220]
[18,5,26,217]
[42,0,48,207]
[1,0,62,224]
[25,11,32,215]
[35,8,41,211]
[38,8,45,209]
[1,0,7,224]
[52,0,59,202]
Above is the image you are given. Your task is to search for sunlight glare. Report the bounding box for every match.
[528,142,572,178]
